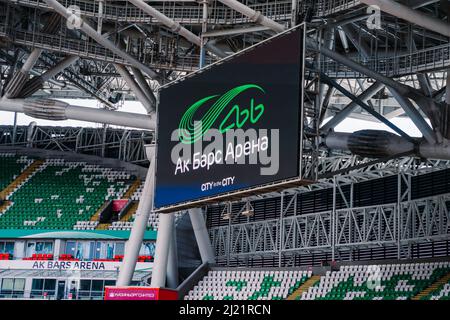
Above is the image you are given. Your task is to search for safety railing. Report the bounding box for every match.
[210,192,450,258]
[2,24,211,72]
[5,0,362,25]
[313,0,361,16]
[321,44,450,78]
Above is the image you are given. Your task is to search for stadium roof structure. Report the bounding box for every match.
[0,0,449,290]
[0,0,447,128]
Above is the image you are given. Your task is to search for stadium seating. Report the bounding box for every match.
[92,255,152,262]
[184,262,450,300]
[0,253,11,260]
[23,254,54,261]
[184,270,312,300]
[299,262,450,300]
[420,272,450,300]
[73,221,99,230]
[0,154,33,196]
[428,281,450,300]
[0,158,134,230]
[126,181,160,231]
[137,255,153,262]
[109,221,134,230]
[58,254,78,261]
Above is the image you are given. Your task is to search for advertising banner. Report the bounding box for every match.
[0,260,152,271]
[104,286,178,300]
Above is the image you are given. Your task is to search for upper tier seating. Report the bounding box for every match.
[0,159,133,230]
[184,270,312,300]
[300,261,450,300]
[0,154,33,192]
[127,181,160,231]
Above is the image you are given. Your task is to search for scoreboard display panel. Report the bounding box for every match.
[154,26,304,210]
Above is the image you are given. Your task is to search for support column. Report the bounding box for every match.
[320,81,384,132]
[97,0,104,34]
[331,176,337,262]
[101,124,107,158]
[12,112,17,145]
[199,0,208,68]
[446,71,450,105]
[130,67,157,109]
[150,213,175,288]
[166,222,179,289]
[116,145,155,286]
[115,64,154,113]
[388,87,437,144]
[26,121,36,148]
[397,169,402,259]
[291,0,298,26]
[278,193,284,267]
[4,49,43,98]
[20,56,79,98]
[189,208,215,264]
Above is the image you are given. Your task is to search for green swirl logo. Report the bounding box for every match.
[178,84,266,144]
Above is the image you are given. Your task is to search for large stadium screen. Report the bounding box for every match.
[154,26,304,210]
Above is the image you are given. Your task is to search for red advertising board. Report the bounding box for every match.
[112,199,129,212]
[104,286,178,300]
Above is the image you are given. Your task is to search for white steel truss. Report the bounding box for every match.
[209,186,450,264]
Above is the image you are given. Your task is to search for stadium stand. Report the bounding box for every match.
[109,180,161,231]
[184,262,450,300]
[300,262,450,300]
[427,281,450,300]
[0,156,135,230]
[0,154,34,197]
[417,272,450,300]
[184,270,312,300]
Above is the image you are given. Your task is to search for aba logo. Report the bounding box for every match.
[178,84,266,144]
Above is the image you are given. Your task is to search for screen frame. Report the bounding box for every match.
[153,23,308,213]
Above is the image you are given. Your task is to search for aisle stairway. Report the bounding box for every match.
[0,159,133,229]
[120,201,138,222]
[90,202,109,222]
[0,160,44,200]
[299,262,450,300]
[287,275,321,300]
[123,179,141,199]
[96,223,110,230]
[412,272,450,300]
[0,201,11,213]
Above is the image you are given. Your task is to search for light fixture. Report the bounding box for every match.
[241,202,254,217]
[221,212,231,220]
[221,202,232,220]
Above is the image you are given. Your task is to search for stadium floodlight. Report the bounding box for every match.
[241,202,254,217]
[221,213,231,220]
